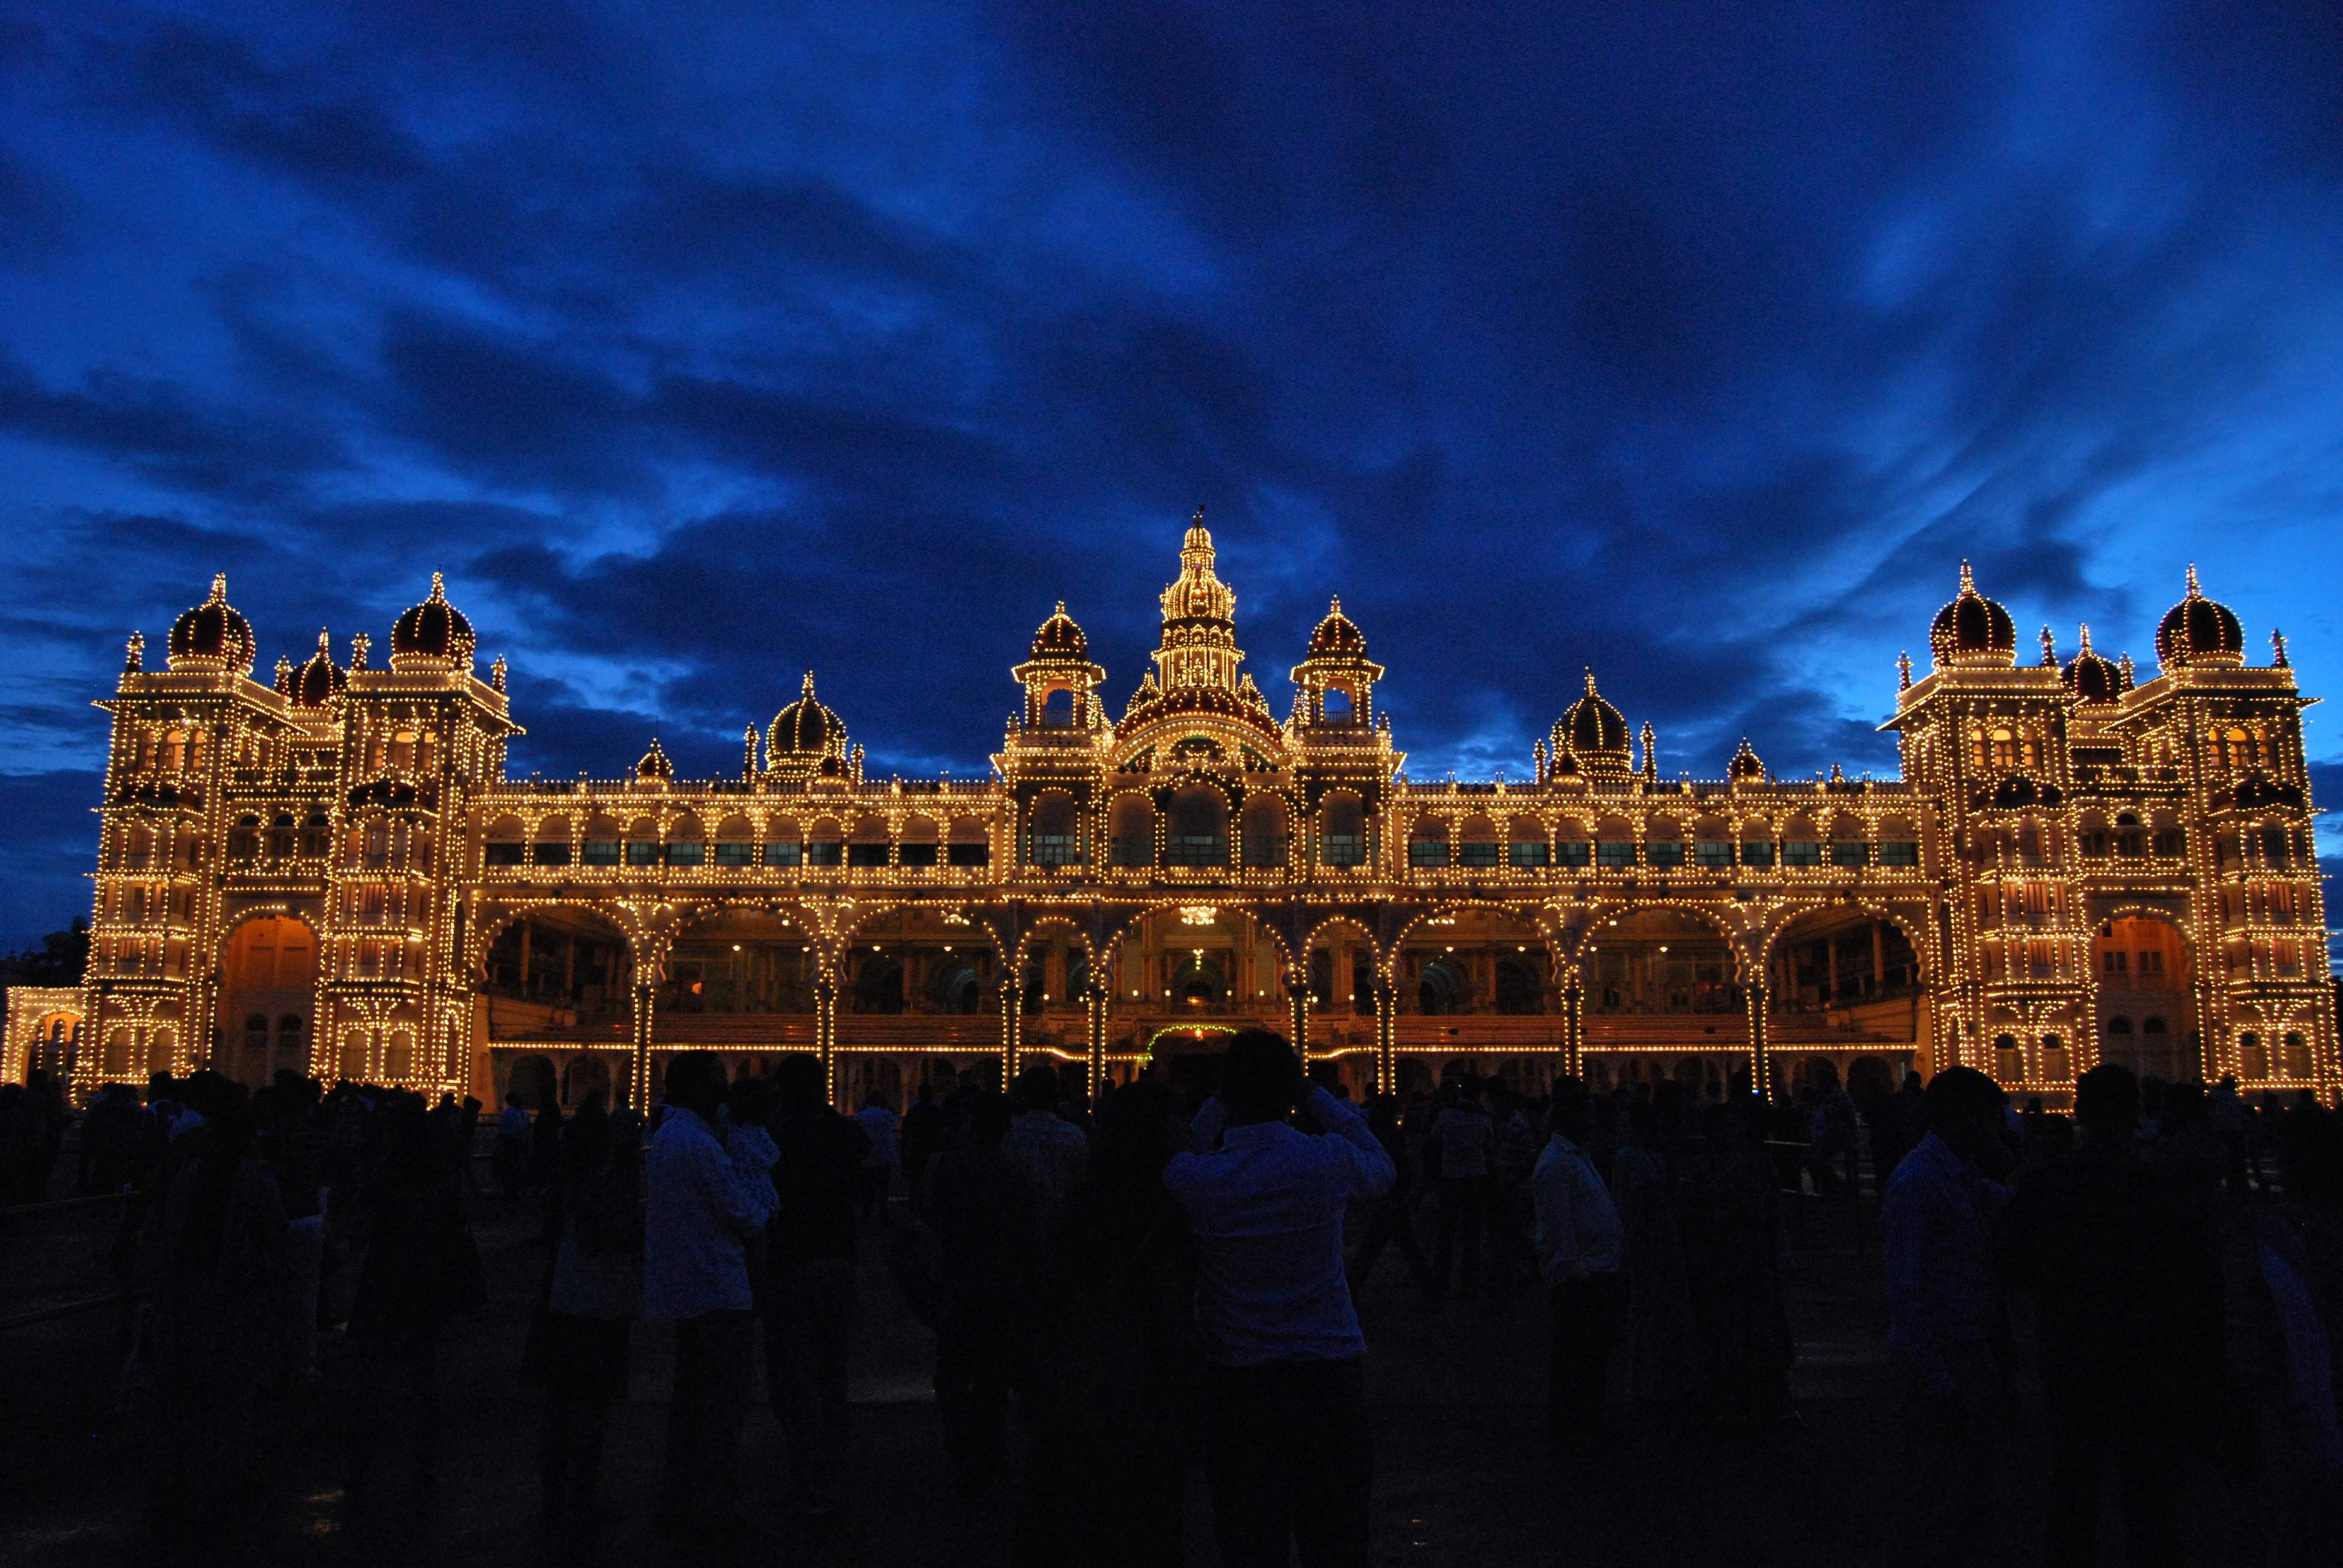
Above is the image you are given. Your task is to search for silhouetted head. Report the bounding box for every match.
[1014,1061,1059,1114]
[2073,1063,2140,1143]
[664,1051,729,1119]
[1924,1066,2005,1163]
[1549,1076,1592,1142]
[1220,1030,1301,1126]
[773,1054,825,1114]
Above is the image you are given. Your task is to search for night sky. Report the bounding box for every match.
[4,3,2343,949]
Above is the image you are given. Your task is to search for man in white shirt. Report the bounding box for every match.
[1162,1030,1394,1568]
[643,1051,775,1534]
[1532,1078,1624,1443]
[1002,1062,1088,1233]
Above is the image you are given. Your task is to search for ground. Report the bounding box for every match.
[0,1167,2273,1567]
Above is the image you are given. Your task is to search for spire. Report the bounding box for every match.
[428,569,448,602]
[2077,623,2094,655]
[742,725,759,780]
[801,670,817,699]
[1329,593,1341,615]
[274,655,294,693]
[2039,626,2057,667]
[489,653,508,693]
[1896,649,1912,691]
[350,631,370,671]
[125,630,144,673]
[1958,559,1975,593]
[1638,720,1657,782]
[2273,628,2290,668]
[2185,562,2201,598]
[2119,650,2135,684]
[1585,667,1599,697]
[208,572,228,604]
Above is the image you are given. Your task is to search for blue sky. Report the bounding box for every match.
[3,1,2342,948]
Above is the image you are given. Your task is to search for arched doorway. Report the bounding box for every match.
[2092,913,2192,1082]
[219,915,317,1085]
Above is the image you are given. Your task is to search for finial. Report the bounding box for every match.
[1584,667,1598,696]
[489,654,508,693]
[2185,562,2200,596]
[429,569,447,601]
[2119,650,2135,683]
[2077,623,2093,655]
[2039,626,2057,667]
[1191,505,1205,526]
[1329,594,1342,615]
[350,631,370,670]
[1054,599,1066,616]
[316,627,332,656]
[125,630,144,673]
[208,572,227,603]
[274,655,293,691]
[1830,762,1846,783]
[1958,559,1974,593]
[801,670,816,697]
[1896,649,1912,690]
[2272,628,2290,668]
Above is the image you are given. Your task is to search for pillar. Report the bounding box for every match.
[629,981,655,1110]
[1561,976,1584,1080]
[1001,981,1023,1085]
[1746,979,1771,1100]
[815,976,839,1107]
[1870,921,1887,998]
[1086,981,1109,1099]
[1286,966,1309,1065]
[1374,978,1398,1093]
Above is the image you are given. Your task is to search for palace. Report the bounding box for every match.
[8,518,2337,1112]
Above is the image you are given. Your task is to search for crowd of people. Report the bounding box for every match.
[5,1040,2341,1564]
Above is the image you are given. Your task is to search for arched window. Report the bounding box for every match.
[531,815,574,866]
[1645,817,1685,870]
[624,817,661,867]
[1110,796,1156,867]
[1737,818,1775,870]
[1692,817,1732,870]
[899,815,940,867]
[763,815,804,867]
[1026,795,1081,867]
[712,815,755,867]
[1555,817,1592,869]
[2282,1031,2312,1079]
[1407,815,1451,869]
[1594,817,1636,869]
[946,815,991,867]
[1241,796,1288,867]
[667,812,709,867]
[805,818,844,867]
[1458,815,1501,869]
[847,814,891,868]
[2239,1030,2267,1079]
[1991,728,2019,769]
[228,815,261,861]
[1509,816,1550,869]
[1165,787,1228,867]
[1319,794,1368,867]
[1993,1031,2022,1080]
[483,814,526,867]
[582,814,623,867]
[1829,816,1868,868]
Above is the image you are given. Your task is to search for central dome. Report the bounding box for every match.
[1557,670,1628,758]
[768,671,845,763]
[2154,565,2244,669]
[1928,562,2016,668]
[167,574,257,675]
[390,572,477,668]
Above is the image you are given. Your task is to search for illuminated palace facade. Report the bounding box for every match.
[10,519,2337,1111]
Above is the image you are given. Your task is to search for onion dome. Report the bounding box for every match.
[2061,624,2125,705]
[767,671,848,773]
[1031,601,1087,659]
[634,737,673,785]
[1306,596,1368,658]
[291,629,347,709]
[1728,737,1766,782]
[390,572,477,668]
[166,573,257,675]
[1928,562,2016,669]
[1556,670,1629,757]
[2154,564,2244,670]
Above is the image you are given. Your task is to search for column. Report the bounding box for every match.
[1561,976,1584,1080]
[1746,979,1771,1100]
[815,976,839,1107]
[1870,921,1887,998]
[1286,965,1309,1065]
[1086,981,1109,1097]
[1374,978,1398,1093]
[1001,981,1023,1085]
[629,981,655,1111]
[1825,935,1839,1008]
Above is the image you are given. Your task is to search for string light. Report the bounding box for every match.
[37,551,2333,1111]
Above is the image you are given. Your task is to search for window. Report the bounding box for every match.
[2258,827,2292,868]
[805,840,843,867]
[229,816,260,861]
[899,841,939,866]
[1783,840,1823,867]
[2283,1033,2312,1077]
[713,840,753,867]
[1647,840,1683,869]
[1409,836,1451,869]
[763,839,802,867]
[1596,841,1636,869]
[531,840,571,866]
[626,839,660,867]
[1510,840,1551,869]
[946,841,989,867]
[1555,840,1591,868]
[1027,835,1081,867]
[1878,841,1919,866]
[1830,841,1868,868]
[1695,840,1733,869]
[668,840,706,867]
[583,837,621,866]
[2080,831,2109,857]
[1459,840,1502,867]
[2103,950,2128,977]
[2153,829,2185,857]
[1740,840,1775,869]
[484,841,525,866]
[1323,834,1366,867]
[2139,949,2163,977]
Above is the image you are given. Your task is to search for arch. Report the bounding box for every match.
[1645,814,1686,870]
[1763,902,1927,1006]
[1581,904,1744,1014]
[1690,814,1732,870]
[662,903,817,1016]
[1737,814,1777,869]
[1457,814,1501,869]
[1507,814,1550,869]
[897,814,940,868]
[1593,814,1636,870]
[712,813,756,867]
[805,816,845,867]
[764,813,805,868]
[1305,913,1381,1013]
[219,912,320,1086]
[1554,814,1592,869]
[946,814,991,868]
[1417,954,1469,1014]
[1407,813,1452,869]
[481,903,638,1033]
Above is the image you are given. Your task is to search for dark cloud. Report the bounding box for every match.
[0,3,2341,946]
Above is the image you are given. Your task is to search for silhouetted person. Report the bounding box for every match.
[1162,1030,1394,1568]
[1015,1080,1201,1568]
[1346,1093,1433,1296]
[763,1055,868,1517]
[1680,1097,1794,1426]
[1004,1061,1088,1238]
[644,1052,773,1534]
[143,1091,287,1524]
[348,1094,477,1495]
[1429,1078,1495,1300]
[1610,1096,1700,1412]
[1533,1078,1624,1442]
[900,1080,944,1197]
[927,1091,1040,1496]
[1882,1066,2013,1568]
[532,1102,639,1529]
[856,1089,900,1223]
[2002,1063,2212,1568]
[2256,1106,2343,1566]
